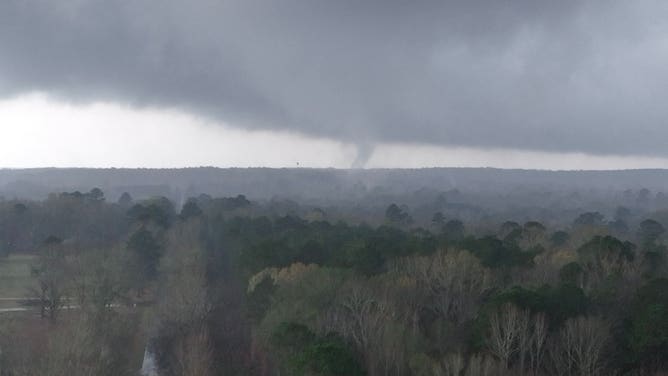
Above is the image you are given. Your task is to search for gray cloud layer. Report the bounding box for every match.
[1,1,668,156]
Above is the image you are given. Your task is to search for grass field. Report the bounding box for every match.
[0,254,36,299]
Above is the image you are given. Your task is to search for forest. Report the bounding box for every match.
[0,183,668,376]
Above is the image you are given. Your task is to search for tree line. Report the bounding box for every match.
[0,189,667,375]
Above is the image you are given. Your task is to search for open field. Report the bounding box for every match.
[0,254,36,303]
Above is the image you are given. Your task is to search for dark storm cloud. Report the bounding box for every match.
[1,0,668,156]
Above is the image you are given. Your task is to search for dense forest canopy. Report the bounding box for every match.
[1,172,668,375]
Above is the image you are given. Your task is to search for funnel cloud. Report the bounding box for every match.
[351,144,375,169]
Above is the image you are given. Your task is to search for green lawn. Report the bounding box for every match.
[0,254,36,299]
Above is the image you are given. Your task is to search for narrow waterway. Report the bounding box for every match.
[140,345,159,376]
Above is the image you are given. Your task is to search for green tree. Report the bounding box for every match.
[68,247,128,314]
[126,228,162,292]
[626,278,668,371]
[550,231,570,247]
[294,334,365,376]
[127,197,175,229]
[180,201,203,220]
[522,221,546,249]
[638,219,665,245]
[443,219,465,242]
[117,192,133,207]
[577,235,635,289]
[573,212,605,227]
[88,188,105,202]
[385,204,412,226]
[431,212,445,228]
[499,221,520,239]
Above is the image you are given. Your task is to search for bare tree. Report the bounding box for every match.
[511,311,550,376]
[33,312,139,376]
[528,313,548,376]
[155,221,212,326]
[516,307,533,373]
[409,352,470,376]
[336,283,391,351]
[392,249,491,323]
[150,220,215,376]
[465,354,503,376]
[173,326,214,376]
[514,250,566,287]
[488,303,530,369]
[67,247,127,314]
[442,352,465,376]
[30,237,69,321]
[334,282,394,375]
[549,316,610,376]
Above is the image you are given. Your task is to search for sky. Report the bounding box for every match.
[1,1,668,169]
